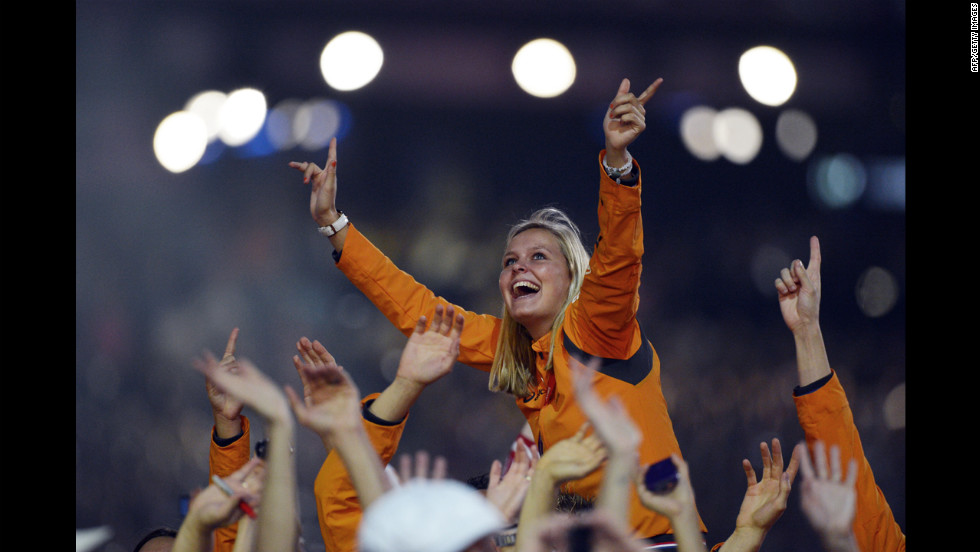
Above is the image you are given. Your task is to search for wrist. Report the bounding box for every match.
[212,414,243,440]
[727,526,767,548]
[316,209,342,227]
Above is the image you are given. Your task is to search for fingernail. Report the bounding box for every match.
[330,161,337,168]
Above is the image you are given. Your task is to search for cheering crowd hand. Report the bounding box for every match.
[603,77,663,156]
[395,304,465,387]
[205,328,245,438]
[285,352,363,445]
[731,439,801,543]
[195,353,291,425]
[798,440,859,552]
[775,236,822,334]
[289,137,340,229]
[485,446,535,525]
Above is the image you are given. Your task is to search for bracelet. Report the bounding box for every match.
[318,212,349,237]
[602,150,633,182]
[493,525,519,548]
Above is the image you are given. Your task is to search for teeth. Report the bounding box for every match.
[513,281,540,293]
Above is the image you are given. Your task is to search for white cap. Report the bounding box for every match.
[358,479,507,552]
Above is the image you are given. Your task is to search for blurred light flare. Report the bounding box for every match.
[153,111,209,173]
[712,107,763,164]
[320,31,384,91]
[775,109,818,161]
[808,153,867,209]
[184,90,228,141]
[512,38,577,98]
[738,45,798,107]
[217,87,268,147]
[679,106,721,161]
[855,266,899,318]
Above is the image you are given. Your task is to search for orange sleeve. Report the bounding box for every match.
[794,371,905,552]
[208,416,251,552]
[335,224,501,371]
[314,393,408,552]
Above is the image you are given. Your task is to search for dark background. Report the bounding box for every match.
[76,1,905,550]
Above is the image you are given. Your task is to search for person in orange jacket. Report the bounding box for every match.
[775,236,905,552]
[289,76,706,545]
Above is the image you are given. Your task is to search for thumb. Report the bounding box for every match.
[617,78,630,97]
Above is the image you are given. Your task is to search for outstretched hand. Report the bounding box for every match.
[285,351,363,444]
[604,77,663,155]
[486,445,536,524]
[195,353,290,425]
[733,439,801,536]
[185,456,265,531]
[775,236,822,334]
[206,328,245,437]
[396,304,465,387]
[798,440,859,551]
[535,422,607,485]
[289,137,340,228]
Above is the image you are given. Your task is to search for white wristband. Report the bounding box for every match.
[318,212,349,237]
[602,150,633,181]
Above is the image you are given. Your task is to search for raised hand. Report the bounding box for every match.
[182,457,265,533]
[535,422,607,485]
[205,328,245,438]
[486,445,536,525]
[396,304,465,387]
[733,439,801,538]
[604,77,663,155]
[798,440,859,552]
[396,449,449,483]
[775,235,822,334]
[293,336,345,405]
[288,137,341,229]
[195,353,290,425]
[284,354,362,445]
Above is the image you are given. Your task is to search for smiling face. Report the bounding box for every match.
[498,227,572,341]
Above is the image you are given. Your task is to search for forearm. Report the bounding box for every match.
[367,377,424,423]
[792,324,831,387]
[670,510,708,552]
[173,518,214,552]
[716,527,766,552]
[255,417,298,552]
[331,425,391,509]
[596,454,636,523]
[514,475,561,551]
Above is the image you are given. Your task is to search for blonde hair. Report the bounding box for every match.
[489,207,590,396]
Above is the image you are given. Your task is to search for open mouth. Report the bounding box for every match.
[512,280,540,298]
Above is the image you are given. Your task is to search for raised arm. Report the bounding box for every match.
[633,455,707,552]
[514,423,607,552]
[193,355,298,552]
[570,360,640,524]
[774,236,829,387]
[286,351,390,509]
[172,458,264,552]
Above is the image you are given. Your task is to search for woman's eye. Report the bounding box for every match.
[533,252,546,260]
[503,258,515,267]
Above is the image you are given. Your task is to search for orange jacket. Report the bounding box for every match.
[794,371,905,552]
[208,415,251,552]
[334,152,703,540]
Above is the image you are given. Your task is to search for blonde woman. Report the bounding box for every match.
[290,77,705,545]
